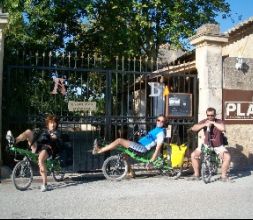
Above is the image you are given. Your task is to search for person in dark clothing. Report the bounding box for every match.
[15,115,62,192]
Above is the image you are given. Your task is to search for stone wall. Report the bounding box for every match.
[226,125,253,170]
[223,57,253,169]
[223,57,253,89]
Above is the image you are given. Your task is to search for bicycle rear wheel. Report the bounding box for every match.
[102,155,128,181]
[12,159,33,191]
[201,162,212,184]
[52,170,65,182]
[171,168,182,180]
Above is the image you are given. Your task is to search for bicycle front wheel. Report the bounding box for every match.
[201,162,212,184]
[102,155,128,181]
[12,160,33,191]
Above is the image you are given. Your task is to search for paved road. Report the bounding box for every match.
[1,170,253,219]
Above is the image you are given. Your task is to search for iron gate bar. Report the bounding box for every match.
[7,65,153,75]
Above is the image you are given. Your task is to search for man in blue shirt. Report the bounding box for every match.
[92,115,166,163]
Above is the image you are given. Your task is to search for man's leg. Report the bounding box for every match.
[93,138,131,154]
[191,149,201,177]
[220,151,231,179]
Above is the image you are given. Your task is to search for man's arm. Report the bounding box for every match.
[191,122,207,132]
[191,120,225,133]
[209,120,225,132]
[150,143,163,162]
[150,132,165,162]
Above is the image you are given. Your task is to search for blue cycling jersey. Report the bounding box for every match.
[138,127,165,150]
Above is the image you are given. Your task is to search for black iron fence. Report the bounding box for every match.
[3,51,198,172]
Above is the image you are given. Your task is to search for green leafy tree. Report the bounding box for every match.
[78,0,230,58]
[3,0,90,56]
[3,0,231,59]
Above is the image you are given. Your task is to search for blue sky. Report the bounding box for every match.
[215,0,253,33]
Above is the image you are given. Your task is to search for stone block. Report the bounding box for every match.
[197,23,220,35]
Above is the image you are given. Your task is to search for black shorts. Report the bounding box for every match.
[36,144,53,157]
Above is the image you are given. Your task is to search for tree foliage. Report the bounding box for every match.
[3,0,89,55]
[81,0,230,58]
[3,0,231,59]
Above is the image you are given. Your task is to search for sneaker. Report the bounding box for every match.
[188,175,201,181]
[92,139,99,155]
[40,185,48,192]
[6,130,15,146]
[40,184,52,192]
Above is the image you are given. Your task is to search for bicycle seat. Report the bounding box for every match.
[127,148,146,156]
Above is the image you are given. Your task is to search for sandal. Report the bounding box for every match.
[220,177,230,182]
[188,175,201,181]
[126,170,136,179]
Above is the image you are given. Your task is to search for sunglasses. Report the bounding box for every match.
[157,119,165,123]
[207,115,215,117]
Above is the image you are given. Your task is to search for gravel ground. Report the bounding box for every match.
[1,170,253,219]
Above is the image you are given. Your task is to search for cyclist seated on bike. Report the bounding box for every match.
[189,107,231,182]
[15,115,63,192]
[92,115,167,164]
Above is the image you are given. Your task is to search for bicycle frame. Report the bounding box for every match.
[201,144,220,183]
[116,146,173,171]
[201,145,220,166]
[9,145,61,173]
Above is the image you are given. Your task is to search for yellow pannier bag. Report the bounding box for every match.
[170,143,188,168]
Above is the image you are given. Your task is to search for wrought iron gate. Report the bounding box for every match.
[3,52,198,172]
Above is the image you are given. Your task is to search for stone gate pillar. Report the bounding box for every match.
[0,8,9,176]
[189,24,228,146]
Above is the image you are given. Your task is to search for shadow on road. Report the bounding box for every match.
[229,169,252,181]
[48,173,106,190]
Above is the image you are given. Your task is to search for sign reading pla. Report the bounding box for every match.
[225,102,253,120]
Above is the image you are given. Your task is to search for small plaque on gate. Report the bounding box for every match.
[68,101,97,112]
[168,93,192,117]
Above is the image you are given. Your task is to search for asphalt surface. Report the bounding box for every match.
[1,170,253,219]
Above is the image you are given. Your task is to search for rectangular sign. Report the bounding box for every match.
[168,93,192,117]
[224,102,253,120]
[68,101,96,112]
[223,89,253,124]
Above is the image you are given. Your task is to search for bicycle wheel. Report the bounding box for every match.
[52,170,65,182]
[12,160,33,191]
[171,168,182,180]
[51,159,65,182]
[102,155,128,181]
[201,162,212,184]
